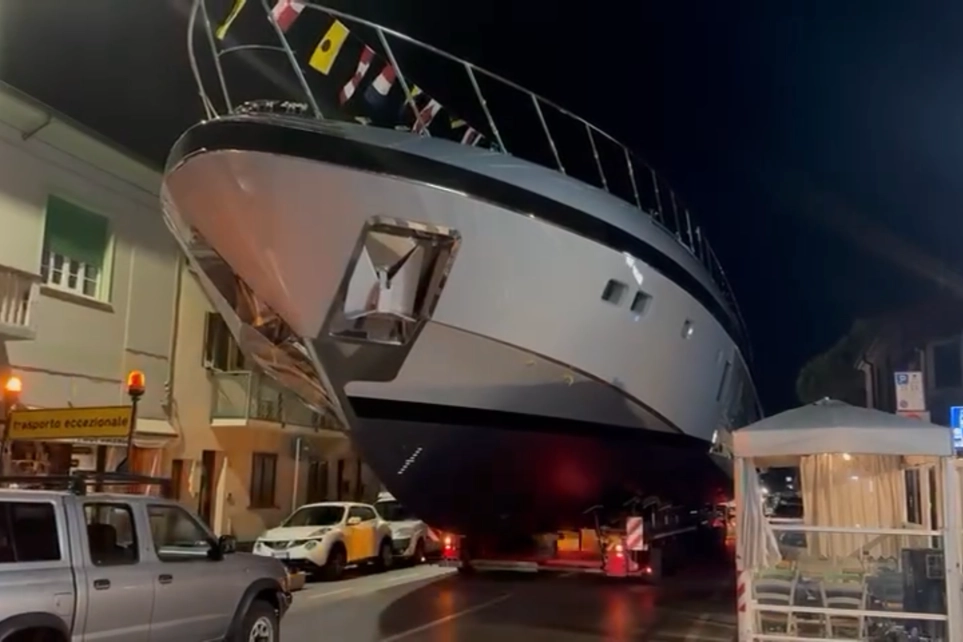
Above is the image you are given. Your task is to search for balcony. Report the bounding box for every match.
[210,369,340,432]
[0,265,40,341]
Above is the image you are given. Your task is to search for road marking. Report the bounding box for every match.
[303,587,353,601]
[293,567,454,608]
[377,593,512,642]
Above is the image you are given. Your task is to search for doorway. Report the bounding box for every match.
[198,450,217,526]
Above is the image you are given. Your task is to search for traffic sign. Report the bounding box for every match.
[7,406,133,441]
[894,371,926,411]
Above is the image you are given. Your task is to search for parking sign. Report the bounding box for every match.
[894,371,925,411]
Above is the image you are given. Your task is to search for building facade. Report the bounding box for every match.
[0,83,373,543]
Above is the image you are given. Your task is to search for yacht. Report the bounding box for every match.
[163,0,762,534]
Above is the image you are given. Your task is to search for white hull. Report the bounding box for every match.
[164,127,753,442]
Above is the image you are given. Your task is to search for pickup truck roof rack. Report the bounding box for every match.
[0,472,172,496]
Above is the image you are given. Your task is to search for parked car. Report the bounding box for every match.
[0,477,291,642]
[373,492,441,563]
[253,501,394,580]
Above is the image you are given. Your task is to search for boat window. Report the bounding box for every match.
[716,361,732,401]
[630,291,651,315]
[601,279,627,305]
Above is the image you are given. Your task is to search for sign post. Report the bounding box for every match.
[124,371,146,472]
[0,376,23,476]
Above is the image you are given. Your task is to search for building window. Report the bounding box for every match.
[930,337,962,390]
[249,453,277,509]
[40,195,112,300]
[203,312,246,371]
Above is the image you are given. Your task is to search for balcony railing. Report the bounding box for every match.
[210,369,333,429]
[185,0,751,358]
[0,264,40,340]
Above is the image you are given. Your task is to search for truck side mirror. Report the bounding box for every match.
[218,534,237,554]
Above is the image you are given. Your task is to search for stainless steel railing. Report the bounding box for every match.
[186,0,750,350]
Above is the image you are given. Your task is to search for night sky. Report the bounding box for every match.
[2,1,961,413]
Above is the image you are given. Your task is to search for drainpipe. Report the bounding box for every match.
[163,257,184,419]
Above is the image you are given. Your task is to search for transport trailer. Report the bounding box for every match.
[438,502,706,580]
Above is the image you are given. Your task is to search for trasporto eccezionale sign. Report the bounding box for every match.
[6,406,133,441]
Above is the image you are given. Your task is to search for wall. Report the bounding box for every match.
[168,268,360,542]
[0,86,178,419]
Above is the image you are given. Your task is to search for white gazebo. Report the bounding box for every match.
[732,398,962,642]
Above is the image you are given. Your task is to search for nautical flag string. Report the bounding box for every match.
[270,0,306,32]
[309,19,350,75]
[340,46,376,104]
[363,63,397,104]
[216,0,247,40]
[412,98,442,134]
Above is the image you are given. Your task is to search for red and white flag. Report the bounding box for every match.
[364,64,397,104]
[270,0,306,32]
[461,127,483,146]
[412,98,442,134]
[339,46,375,104]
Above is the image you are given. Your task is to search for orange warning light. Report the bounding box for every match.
[3,376,22,395]
[126,370,146,396]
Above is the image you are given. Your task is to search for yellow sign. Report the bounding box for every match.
[7,406,133,441]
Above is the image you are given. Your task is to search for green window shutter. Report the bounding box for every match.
[44,195,110,268]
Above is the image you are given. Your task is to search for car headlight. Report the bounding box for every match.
[310,528,331,537]
[304,540,318,550]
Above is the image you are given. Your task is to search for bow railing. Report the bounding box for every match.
[186,0,750,354]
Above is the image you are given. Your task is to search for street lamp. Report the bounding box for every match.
[124,371,146,473]
[0,376,23,476]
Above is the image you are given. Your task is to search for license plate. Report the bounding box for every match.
[273,551,289,559]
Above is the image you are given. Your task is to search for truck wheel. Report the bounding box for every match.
[376,539,394,572]
[323,545,347,581]
[239,600,278,642]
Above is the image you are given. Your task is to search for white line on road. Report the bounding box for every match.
[303,587,354,601]
[377,593,513,642]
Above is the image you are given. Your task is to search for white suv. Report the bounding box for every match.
[373,492,440,563]
[253,502,394,580]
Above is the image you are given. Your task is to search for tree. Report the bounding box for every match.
[795,319,880,405]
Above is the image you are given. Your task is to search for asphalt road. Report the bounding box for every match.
[282,562,736,641]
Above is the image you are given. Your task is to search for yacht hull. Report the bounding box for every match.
[162,116,757,532]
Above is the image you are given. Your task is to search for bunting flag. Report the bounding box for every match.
[412,98,443,134]
[363,64,397,104]
[308,19,350,75]
[215,0,247,40]
[339,46,375,104]
[270,0,306,32]
[450,116,467,130]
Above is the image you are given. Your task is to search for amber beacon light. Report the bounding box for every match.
[126,370,146,399]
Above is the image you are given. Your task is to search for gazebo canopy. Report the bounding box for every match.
[733,398,954,458]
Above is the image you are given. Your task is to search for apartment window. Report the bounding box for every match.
[40,195,111,300]
[249,453,277,508]
[930,337,962,389]
[203,312,246,371]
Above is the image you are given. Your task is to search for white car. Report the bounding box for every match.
[373,492,440,563]
[253,501,394,580]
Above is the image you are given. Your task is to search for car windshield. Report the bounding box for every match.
[282,505,345,527]
[375,500,415,522]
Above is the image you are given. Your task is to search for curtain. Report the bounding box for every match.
[800,453,905,561]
